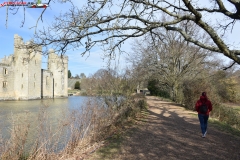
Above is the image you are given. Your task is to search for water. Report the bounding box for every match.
[0,96,90,152]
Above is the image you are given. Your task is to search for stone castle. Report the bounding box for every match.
[0,34,68,100]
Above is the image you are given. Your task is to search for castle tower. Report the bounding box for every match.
[47,49,68,97]
[13,34,42,100]
[14,34,24,54]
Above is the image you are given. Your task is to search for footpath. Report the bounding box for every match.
[85,96,240,160]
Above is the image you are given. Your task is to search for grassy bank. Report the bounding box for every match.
[210,103,240,130]
[85,102,149,160]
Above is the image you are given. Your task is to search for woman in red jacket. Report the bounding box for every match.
[195,92,212,138]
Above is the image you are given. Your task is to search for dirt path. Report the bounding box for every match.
[86,96,240,160]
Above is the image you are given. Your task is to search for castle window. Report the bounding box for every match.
[34,73,36,79]
[3,81,7,88]
[3,68,8,75]
[22,73,23,78]
[35,60,37,65]
[34,82,35,88]
[21,84,23,89]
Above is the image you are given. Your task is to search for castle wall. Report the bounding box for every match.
[0,63,15,100]
[48,50,68,97]
[12,35,29,99]
[42,69,54,98]
[12,34,42,100]
[26,46,42,100]
[0,34,68,101]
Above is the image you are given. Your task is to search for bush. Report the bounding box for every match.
[137,99,148,110]
[211,104,240,130]
[74,81,80,89]
[147,80,170,98]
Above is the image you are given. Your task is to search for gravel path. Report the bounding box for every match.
[86,96,240,160]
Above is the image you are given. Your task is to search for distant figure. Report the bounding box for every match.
[195,92,212,138]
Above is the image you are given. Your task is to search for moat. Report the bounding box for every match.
[0,96,89,149]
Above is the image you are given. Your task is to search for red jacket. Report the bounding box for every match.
[195,96,212,115]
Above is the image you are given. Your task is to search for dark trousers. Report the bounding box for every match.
[198,114,209,135]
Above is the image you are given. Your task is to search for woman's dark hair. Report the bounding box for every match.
[202,92,206,96]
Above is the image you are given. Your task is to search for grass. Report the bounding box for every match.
[189,111,240,137]
[87,131,125,160]
[232,106,240,113]
[156,95,240,137]
[188,105,240,137]
[209,119,240,137]
[234,107,240,111]
[86,101,149,160]
[222,103,240,113]
[68,89,80,94]
[189,113,198,117]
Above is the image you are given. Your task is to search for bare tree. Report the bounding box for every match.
[80,73,86,79]
[28,0,240,67]
[128,29,208,101]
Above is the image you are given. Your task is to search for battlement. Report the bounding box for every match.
[14,34,24,47]
[14,34,42,58]
[48,49,68,60]
[0,54,15,64]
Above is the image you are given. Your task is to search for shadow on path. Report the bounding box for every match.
[88,96,240,160]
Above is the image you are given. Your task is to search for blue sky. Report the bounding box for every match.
[0,0,129,77]
[0,0,239,77]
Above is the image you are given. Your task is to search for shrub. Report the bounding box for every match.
[74,81,80,89]
[147,80,170,98]
[211,104,240,130]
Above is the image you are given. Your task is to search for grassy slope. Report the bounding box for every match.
[86,109,149,160]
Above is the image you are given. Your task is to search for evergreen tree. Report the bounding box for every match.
[74,81,80,89]
[68,70,71,78]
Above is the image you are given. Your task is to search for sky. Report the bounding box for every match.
[0,0,130,77]
[0,0,239,77]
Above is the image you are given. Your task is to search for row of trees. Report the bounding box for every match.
[68,70,86,79]
[80,68,137,96]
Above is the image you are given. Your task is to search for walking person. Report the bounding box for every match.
[195,92,212,138]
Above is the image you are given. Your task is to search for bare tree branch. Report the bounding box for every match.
[223,61,236,70]
[21,0,240,64]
